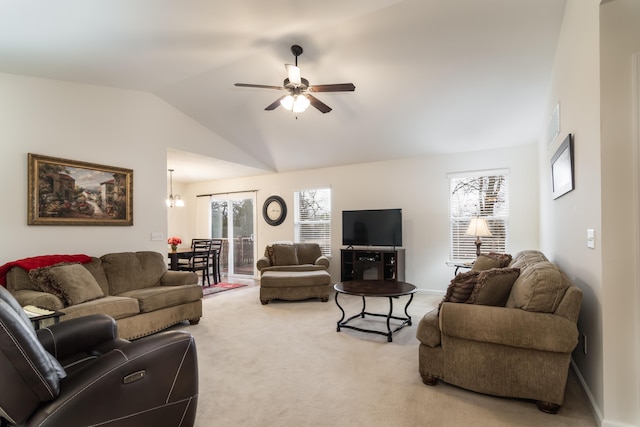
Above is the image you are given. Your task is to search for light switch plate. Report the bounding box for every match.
[587,229,595,249]
[151,232,164,241]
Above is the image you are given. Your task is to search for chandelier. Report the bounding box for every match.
[166,169,184,207]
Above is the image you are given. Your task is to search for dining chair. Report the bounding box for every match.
[209,239,223,284]
[178,239,213,287]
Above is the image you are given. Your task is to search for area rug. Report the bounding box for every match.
[202,282,246,296]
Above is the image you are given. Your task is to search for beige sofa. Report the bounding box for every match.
[256,243,331,304]
[416,250,582,413]
[6,251,203,340]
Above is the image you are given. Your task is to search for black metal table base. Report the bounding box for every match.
[335,293,414,342]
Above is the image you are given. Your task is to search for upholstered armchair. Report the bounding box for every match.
[256,243,331,304]
[0,286,198,427]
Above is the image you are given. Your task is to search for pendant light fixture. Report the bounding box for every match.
[166,169,184,207]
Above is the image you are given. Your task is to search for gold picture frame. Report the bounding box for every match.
[28,153,133,225]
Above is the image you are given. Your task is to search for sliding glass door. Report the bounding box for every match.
[210,192,256,278]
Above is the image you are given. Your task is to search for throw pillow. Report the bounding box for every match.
[29,263,104,307]
[29,263,73,306]
[48,263,104,306]
[265,245,276,265]
[467,267,520,307]
[471,252,513,271]
[272,244,298,266]
[438,270,480,313]
[506,261,568,313]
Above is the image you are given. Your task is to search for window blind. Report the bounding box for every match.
[449,172,509,261]
[294,188,331,257]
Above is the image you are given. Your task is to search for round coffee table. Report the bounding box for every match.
[334,280,417,342]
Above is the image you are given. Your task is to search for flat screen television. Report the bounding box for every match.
[342,209,402,247]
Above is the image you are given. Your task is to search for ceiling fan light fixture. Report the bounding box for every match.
[280,94,310,112]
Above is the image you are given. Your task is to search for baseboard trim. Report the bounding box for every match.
[570,359,604,426]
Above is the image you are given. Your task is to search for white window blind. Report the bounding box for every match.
[294,188,331,257]
[449,171,509,261]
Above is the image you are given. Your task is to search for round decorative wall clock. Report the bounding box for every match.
[263,195,287,226]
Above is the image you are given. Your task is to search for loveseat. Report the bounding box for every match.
[256,243,331,304]
[416,250,582,413]
[5,251,203,340]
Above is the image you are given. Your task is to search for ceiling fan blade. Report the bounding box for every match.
[285,64,302,86]
[307,94,332,114]
[309,83,356,92]
[235,83,284,90]
[265,95,287,111]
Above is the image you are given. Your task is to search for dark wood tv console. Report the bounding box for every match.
[340,248,405,282]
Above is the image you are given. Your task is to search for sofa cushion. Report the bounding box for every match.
[467,267,520,307]
[438,270,480,313]
[260,270,331,288]
[509,250,548,270]
[271,244,299,266]
[61,295,139,320]
[28,263,104,307]
[101,252,167,294]
[506,261,568,313]
[48,263,105,306]
[472,253,512,271]
[117,284,203,313]
[295,243,322,265]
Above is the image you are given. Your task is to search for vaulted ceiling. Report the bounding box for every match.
[0,0,565,182]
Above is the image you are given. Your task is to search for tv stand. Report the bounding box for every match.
[340,248,405,282]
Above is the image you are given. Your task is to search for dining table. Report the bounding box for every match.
[168,248,213,271]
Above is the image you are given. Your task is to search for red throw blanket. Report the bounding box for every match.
[0,254,92,287]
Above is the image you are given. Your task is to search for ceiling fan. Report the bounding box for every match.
[234,45,355,114]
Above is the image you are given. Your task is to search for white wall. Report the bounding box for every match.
[540,0,605,421]
[541,1,640,425]
[600,1,640,425]
[172,143,540,291]
[0,73,257,262]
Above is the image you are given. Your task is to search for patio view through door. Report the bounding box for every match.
[210,192,256,279]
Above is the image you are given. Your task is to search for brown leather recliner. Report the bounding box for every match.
[0,286,198,427]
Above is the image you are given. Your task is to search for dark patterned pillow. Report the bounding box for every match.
[467,267,520,307]
[265,245,276,265]
[438,270,480,314]
[29,263,74,306]
[472,252,512,271]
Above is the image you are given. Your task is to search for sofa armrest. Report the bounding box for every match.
[314,256,330,269]
[160,270,198,286]
[256,256,272,272]
[440,302,579,353]
[11,289,64,311]
[36,314,126,360]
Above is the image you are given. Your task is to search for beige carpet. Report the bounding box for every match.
[172,286,596,427]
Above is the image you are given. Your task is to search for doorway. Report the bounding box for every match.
[210,192,256,279]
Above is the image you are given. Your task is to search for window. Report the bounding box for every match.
[449,170,509,261]
[294,188,331,257]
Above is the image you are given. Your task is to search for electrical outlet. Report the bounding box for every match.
[582,333,587,355]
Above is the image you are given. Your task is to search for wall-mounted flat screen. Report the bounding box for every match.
[342,209,402,247]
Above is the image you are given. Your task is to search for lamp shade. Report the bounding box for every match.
[466,218,492,237]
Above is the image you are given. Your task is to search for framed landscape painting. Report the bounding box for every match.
[28,153,133,225]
